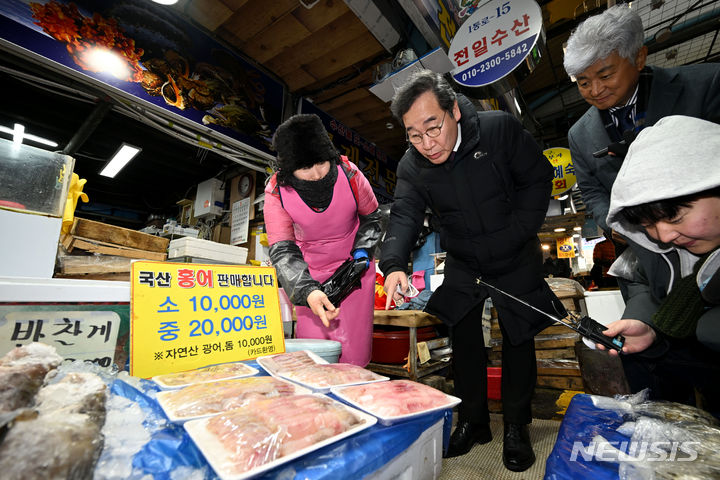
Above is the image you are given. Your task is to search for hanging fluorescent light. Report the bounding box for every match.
[554,227,566,232]
[100,143,141,178]
[573,226,582,231]
[12,123,24,146]
[0,124,58,147]
[513,96,522,115]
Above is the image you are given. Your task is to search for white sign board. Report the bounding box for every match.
[231,198,251,245]
[1,311,120,365]
[449,0,543,87]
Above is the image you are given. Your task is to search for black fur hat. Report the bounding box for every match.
[272,114,338,184]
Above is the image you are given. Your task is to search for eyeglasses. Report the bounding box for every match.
[407,111,446,144]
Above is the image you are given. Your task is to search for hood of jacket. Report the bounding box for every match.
[607,115,720,254]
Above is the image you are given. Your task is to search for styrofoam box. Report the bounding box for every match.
[367,419,443,480]
[168,237,248,264]
[584,290,626,326]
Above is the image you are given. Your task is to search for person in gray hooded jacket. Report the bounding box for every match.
[598,115,720,407]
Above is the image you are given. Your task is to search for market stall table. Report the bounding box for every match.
[369,309,446,381]
[116,359,453,480]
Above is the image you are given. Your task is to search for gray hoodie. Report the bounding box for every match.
[606,115,720,320]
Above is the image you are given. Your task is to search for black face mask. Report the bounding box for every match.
[287,161,338,211]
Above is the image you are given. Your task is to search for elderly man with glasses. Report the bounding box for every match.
[380,70,564,471]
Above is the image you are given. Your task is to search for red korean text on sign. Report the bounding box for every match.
[454,46,470,66]
[491,29,509,47]
[472,37,488,58]
[511,14,531,36]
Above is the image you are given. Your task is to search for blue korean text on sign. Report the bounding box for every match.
[449,0,543,88]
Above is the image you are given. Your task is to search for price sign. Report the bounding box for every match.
[130,261,285,378]
[449,0,543,87]
[556,236,575,259]
[543,147,576,196]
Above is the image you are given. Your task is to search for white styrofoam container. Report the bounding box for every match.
[0,209,62,278]
[584,290,626,326]
[168,237,248,264]
[367,419,443,480]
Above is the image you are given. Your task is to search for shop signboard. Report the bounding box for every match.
[556,236,575,259]
[407,0,463,49]
[544,147,576,196]
[301,99,397,204]
[449,0,542,88]
[0,306,124,366]
[130,261,284,379]
[0,0,284,159]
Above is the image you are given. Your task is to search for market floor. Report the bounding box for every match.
[439,413,562,480]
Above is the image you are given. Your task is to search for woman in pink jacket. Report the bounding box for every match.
[264,114,381,366]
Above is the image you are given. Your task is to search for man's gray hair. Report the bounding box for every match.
[563,5,645,77]
[390,70,456,122]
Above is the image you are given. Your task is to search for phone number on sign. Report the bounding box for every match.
[460,43,528,82]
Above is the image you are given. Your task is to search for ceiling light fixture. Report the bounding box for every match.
[0,124,58,147]
[573,226,582,231]
[81,48,130,79]
[151,0,178,4]
[100,143,141,178]
[12,123,24,146]
[541,244,550,250]
[554,227,566,232]
[655,26,673,43]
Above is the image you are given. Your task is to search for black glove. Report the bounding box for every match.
[321,257,368,306]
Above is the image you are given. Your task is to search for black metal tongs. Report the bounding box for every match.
[476,278,625,353]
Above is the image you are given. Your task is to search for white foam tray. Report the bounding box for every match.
[156,376,311,423]
[152,362,259,389]
[184,394,376,480]
[331,381,460,425]
[257,350,388,393]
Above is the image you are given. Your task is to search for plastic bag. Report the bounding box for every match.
[608,248,640,281]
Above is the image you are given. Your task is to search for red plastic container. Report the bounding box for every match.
[487,367,502,400]
[371,326,438,364]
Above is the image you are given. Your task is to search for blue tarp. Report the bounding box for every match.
[544,394,626,480]
[111,360,452,479]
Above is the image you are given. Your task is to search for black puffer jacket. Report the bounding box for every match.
[380,95,558,343]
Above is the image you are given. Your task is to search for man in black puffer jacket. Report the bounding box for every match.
[380,70,565,472]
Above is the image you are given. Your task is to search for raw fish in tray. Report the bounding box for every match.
[332,379,460,424]
[257,350,320,376]
[153,361,258,389]
[282,363,386,389]
[184,394,374,479]
[157,376,309,421]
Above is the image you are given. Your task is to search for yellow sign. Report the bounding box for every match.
[556,236,575,259]
[543,147,576,196]
[130,261,284,378]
